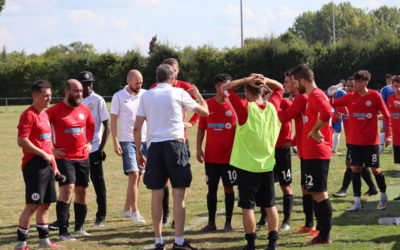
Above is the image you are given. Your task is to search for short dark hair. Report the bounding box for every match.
[156,64,175,83]
[353,70,371,82]
[284,69,293,77]
[214,73,232,85]
[162,58,179,67]
[347,76,354,81]
[392,75,400,84]
[31,80,51,94]
[291,63,314,83]
[385,74,393,80]
[245,84,262,96]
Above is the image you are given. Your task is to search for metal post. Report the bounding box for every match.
[5,98,7,112]
[240,0,244,48]
[332,1,336,44]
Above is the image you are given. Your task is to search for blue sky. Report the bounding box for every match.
[0,0,398,55]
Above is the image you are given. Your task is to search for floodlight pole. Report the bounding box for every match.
[240,0,244,48]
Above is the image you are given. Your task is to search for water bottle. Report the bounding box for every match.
[327,83,344,96]
[378,217,400,225]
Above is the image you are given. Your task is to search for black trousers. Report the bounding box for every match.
[89,150,107,220]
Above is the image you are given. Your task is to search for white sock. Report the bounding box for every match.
[175,236,184,245]
[381,192,387,199]
[354,196,361,204]
[18,227,29,234]
[332,133,340,152]
[379,132,385,152]
[155,237,164,245]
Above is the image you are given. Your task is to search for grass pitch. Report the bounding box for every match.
[0,104,400,249]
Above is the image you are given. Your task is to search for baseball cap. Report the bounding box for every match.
[78,71,95,83]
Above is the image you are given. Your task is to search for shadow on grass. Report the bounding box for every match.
[383,170,400,178]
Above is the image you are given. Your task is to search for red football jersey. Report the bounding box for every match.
[278,94,308,158]
[18,106,53,169]
[198,97,236,163]
[275,98,292,149]
[302,88,333,160]
[332,90,391,145]
[388,94,400,145]
[151,80,199,138]
[46,101,95,160]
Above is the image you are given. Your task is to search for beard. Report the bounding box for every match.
[129,85,139,93]
[68,95,82,107]
[298,85,306,94]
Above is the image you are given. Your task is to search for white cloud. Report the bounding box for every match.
[109,16,128,31]
[277,5,299,20]
[4,2,23,14]
[133,0,160,5]
[223,4,240,19]
[243,7,256,20]
[68,9,105,26]
[0,27,14,46]
[368,0,382,9]
[130,32,148,50]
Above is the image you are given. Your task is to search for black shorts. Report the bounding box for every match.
[303,159,330,192]
[300,158,306,186]
[348,144,379,168]
[56,158,90,187]
[205,163,238,187]
[393,145,400,164]
[236,168,275,209]
[273,146,292,186]
[23,156,57,204]
[346,144,351,161]
[144,140,192,189]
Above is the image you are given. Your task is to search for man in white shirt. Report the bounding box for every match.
[134,64,208,250]
[80,71,110,227]
[110,69,147,223]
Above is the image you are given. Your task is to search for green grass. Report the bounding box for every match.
[1,104,400,249]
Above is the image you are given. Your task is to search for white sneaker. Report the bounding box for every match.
[59,233,76,241]
[131,211,145,223]
[346,202,361,211]
[73,228,91,236]
[278,223,290,232]
[122,210,133,218]
[378,194,388,210]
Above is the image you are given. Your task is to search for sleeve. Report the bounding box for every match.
[189,113,200,125]
[99,98,110,122]
[181,90,199,111]
[331,93,349,108]
[317,93,333,122]
[224,89,248,126]
[86,109,95,142]
[198,115,207,130]
[278,94,306,123]
[268,89,284,110]
[377,93,392,139]
[136,95,146,117]
[17,111,32,137]
[178,81,196,100]
[110,94,120,115]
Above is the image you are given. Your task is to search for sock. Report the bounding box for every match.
[36,224,49,239]
[74,202,87,231]
[282,194,293,225]
[175,236,184,245]
[267,230,278,247]
[225,192,234,224]
[352,173,361,197]
[379,132,385,152]
[245,232,256,249]
[56,201,70,235]
[155,237,164,245]
[17,226,28,241]
[315,199,332,241]
[354,196,361,204]
[259,207,267,224]
[374,172,387,193]
[332,133,340,152]
[313,200,321,231]
[207,186,218,224]
[302,194,314,228]
[163,187,170,216]
[341,168,353,191]
[361,168,376,191]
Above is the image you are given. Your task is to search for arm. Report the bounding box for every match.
[187,86,209,117]
[18,136,55,164]
[99,119,110,153]
[307,119,328,143]
[133,115,146,169]
[110,114,122,156]
[221,75,258,92]
[196,128,206,163]
[378,94,392,146]
[186,113,200,128]
[85,112,95,154]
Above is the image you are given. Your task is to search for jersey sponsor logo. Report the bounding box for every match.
[225,110,232,117]
[208,123,226,130]
[31,193,40,201]
[65,127,84,135]
[353,113,371,119]
[225,122,232,129]
[343,113,349,119]
[391,113,400,119]
[79,113,85,120]
[40,133,51,140]
[366,100,372,107]
[366,113,373,119]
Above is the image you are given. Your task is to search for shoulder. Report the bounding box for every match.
[177,80,193,90]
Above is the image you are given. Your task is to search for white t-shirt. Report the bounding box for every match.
[137,83,199,144]
[82,91,110,152]
[110,87,147,142]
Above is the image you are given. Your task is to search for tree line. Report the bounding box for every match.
[1,2,400,100]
